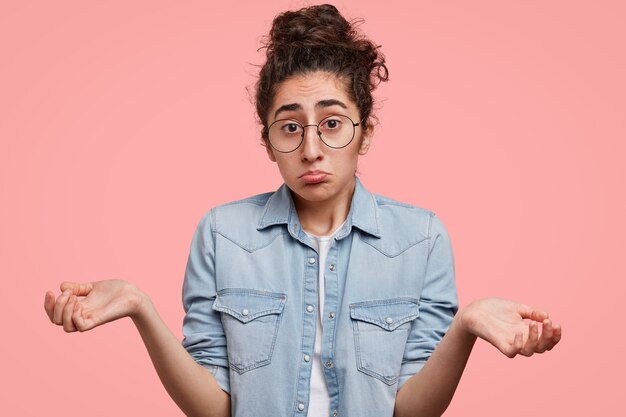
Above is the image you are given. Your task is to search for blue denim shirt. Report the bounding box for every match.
[182,177,458,417]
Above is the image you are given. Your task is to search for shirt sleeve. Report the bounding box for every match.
[397,212,459,391]
[181,209,231,394]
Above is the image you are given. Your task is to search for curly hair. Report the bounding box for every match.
[255,4,389,142]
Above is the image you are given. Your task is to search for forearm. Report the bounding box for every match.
[131,292,230,417]
[394,314,476,417]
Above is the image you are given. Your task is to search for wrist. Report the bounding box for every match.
[127,284,152,322]
[452,307,478,341]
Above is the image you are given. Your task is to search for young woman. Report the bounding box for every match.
[44,5,561,417]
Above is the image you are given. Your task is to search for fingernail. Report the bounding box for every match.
[63,290,71,296]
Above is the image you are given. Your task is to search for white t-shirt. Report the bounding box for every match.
[304,222,345,417]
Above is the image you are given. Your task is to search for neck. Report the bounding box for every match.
[292,178,355,236]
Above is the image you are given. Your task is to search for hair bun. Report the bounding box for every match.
[268,4,351,51]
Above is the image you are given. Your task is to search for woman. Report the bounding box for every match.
[44,4,561,417]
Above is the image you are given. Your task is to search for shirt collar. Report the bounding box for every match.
[257,176,381,239]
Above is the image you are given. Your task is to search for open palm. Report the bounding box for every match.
[44,280,142,332]
[459,297,561,358]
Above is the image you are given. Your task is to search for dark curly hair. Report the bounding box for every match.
[255,4,389,142]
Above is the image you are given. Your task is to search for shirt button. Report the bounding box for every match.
[333,410,338,417]
[325,360,333,368]
[328,312,335,319]
[303,354,311,362]
[242,308,249,316]
[329,263,335,271]
[306,305,314,313]
[308,257,316,264]
[297,403,305,411]
[385,317,393,324]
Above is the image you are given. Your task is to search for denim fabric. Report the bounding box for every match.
[182,177,458,417]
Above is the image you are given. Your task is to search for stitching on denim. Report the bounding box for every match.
[374,196,415,209]
[216,290,286,374]
[359,234,430,257]
[349,299,419,331]
[291,249,308,416]
[214,290,286,319]
[215,306,284,322]
[229,311,282,374]
[349,297,419,308]
[427,212,434,259]
[353,322,401,385]
[215,229,288,253]
[352,314,418,330]
[219,193,272,208]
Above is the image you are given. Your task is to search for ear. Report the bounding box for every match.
[265,142,277,162]
[358,127,373,156]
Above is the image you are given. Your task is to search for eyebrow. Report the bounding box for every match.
[273,99,348,119]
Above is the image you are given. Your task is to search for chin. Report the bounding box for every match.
[291,182,334,202]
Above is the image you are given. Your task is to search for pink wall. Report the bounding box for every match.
[1,0,624,415]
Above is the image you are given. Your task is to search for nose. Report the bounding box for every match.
[300,125,324,161]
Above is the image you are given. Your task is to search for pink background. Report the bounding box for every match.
[1,0,624,415]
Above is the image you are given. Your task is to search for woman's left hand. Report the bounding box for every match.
[457,297,562,358]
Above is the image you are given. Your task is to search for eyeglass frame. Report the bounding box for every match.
[264,114,364,153]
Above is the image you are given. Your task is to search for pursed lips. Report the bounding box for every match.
[299,170,330,183]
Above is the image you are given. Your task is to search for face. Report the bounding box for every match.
[265,71,372,208]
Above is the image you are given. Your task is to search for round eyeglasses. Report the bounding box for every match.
[265,114,361,153]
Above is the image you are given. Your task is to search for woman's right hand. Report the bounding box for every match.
[44,280,145,332]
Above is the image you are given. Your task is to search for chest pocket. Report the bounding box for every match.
[213,289,287,374]
[350,298,419,385]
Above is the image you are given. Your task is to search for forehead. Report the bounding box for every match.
[271,71,354,111]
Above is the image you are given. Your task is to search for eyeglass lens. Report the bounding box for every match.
[268,115,356,152]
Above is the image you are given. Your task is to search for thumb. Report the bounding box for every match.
[60,281,94,296]
[518,303,549,322]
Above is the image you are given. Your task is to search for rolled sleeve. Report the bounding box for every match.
[398,213,458,390]
[181,209,231,394]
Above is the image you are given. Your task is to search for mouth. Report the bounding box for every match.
[300,170,329,184]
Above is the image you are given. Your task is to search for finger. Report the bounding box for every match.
[73,302,93,332]
[546,324,562,351]
[63,295,78,332]
[536,319,554,352]
[521,322,539,356]
[52,290,72,325]
[44,291,56,322]
[518,303,549,322]
[60,282,94,297]
[504,332,523,358]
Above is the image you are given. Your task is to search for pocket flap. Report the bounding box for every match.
[350,298,419,331]
[213,289,287,323]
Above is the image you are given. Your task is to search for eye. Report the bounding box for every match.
[280,122,303,135]
[321,117,342,130]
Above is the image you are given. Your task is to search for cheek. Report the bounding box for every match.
[274,156,299,175]
[335,152,361,173]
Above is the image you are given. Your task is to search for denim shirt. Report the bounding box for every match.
[182,177,458,417]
